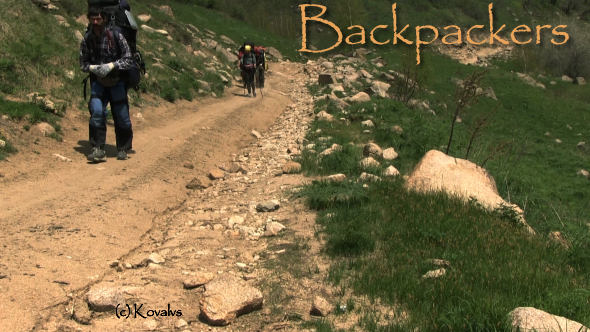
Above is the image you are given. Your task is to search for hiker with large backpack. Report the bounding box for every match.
[80,6,134,162]
[239,45,257,97]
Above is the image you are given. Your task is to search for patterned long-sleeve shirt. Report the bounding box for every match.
[79,27,133,73]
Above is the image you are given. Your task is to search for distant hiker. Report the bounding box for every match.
[240,45,257,97]
[80,7,134,162]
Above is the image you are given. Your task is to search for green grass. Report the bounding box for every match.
[294,44,590,330]
[0,133,17,160]
[0,96,60,126]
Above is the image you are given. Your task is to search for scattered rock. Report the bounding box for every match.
[32,123,56,136]
[549,231,571,249]
[422,268,446,279]
[158,5,174,17]
[175,319,188,329]
[347,92,371,103]
[256,201,279,212]
[186,176,212,189]
[390,125,404,134]
[228,215,245,228]
[577,169,589,178]
[316,111,334,121]
[264,222,286,236]
[52,154,71,162]
[327,174,346,182]
[184,272,215,289]
[577,142,585,149]
[282,161,301,174]
[218,162,240,173]
[382,148,398,160]
[208,169,225,180]
[72,302,92,325]
[137,14,151,23]
[266,47,283,60]
[509,307,588,332]
[310,296,332,317]
[360,157,380,168]
[484,87,497,100]
[358,172,381,182]
[199,274,264,326]
[363,143,382,159]
[361,120,374,127]
[147,253,165,264]
[562,75,574,82]
[183,162,194,169]
[251,130,262,139]
[383,166,400,177]
[0,139,4,148]
[574,77,586,85]
[86,286,125,312]
[555,139,562,143]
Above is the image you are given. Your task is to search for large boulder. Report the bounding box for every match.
[509,307,588,332]
[265,47,283,60]
[199,274,263,326]
[404,150,535,234]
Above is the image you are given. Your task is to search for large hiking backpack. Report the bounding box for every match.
[238,42,267,70]
[83,0,146,97]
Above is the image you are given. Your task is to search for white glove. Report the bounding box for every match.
[96,63,115,78]
[89,65,100,75]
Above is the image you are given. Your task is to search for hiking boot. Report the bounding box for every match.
[247,93,252,97]
[87,147,106,162]
[117,151,128,160]
[253,92,257,97]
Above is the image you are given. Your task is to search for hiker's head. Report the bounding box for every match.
[245,45,251,53]
[87,8,106,27]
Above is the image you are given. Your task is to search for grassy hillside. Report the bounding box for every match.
[292,31,590,331]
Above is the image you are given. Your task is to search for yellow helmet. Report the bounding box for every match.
[245,45,251,52]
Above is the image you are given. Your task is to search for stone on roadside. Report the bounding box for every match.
[358,172,382,182]
[577,142,585,149]
[264,222,286,236]
[175,319,188,329]
[310,296,332,317]
[218,162,240,173]
[86,285,125,312]
[147,253,165,264]
[316,110,334,121]
[422,268,446,279]
[199,274,263,326]
[383,166,400,177]
[361,120,374,127]
[363,143,382,159]
[72,301,92,325]
[347,92,371,103]
[256,200,279,212]
[208,169,225,180]
[251,130,262,139]
[382,148,398,160]
[360,157,380,168]
[186,176,212,189]
[282,161,301,174]
[577,169,589,178]
[327,174,346,182]
[184,272,215,289]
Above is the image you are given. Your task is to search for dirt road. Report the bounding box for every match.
[0,62,299,332]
